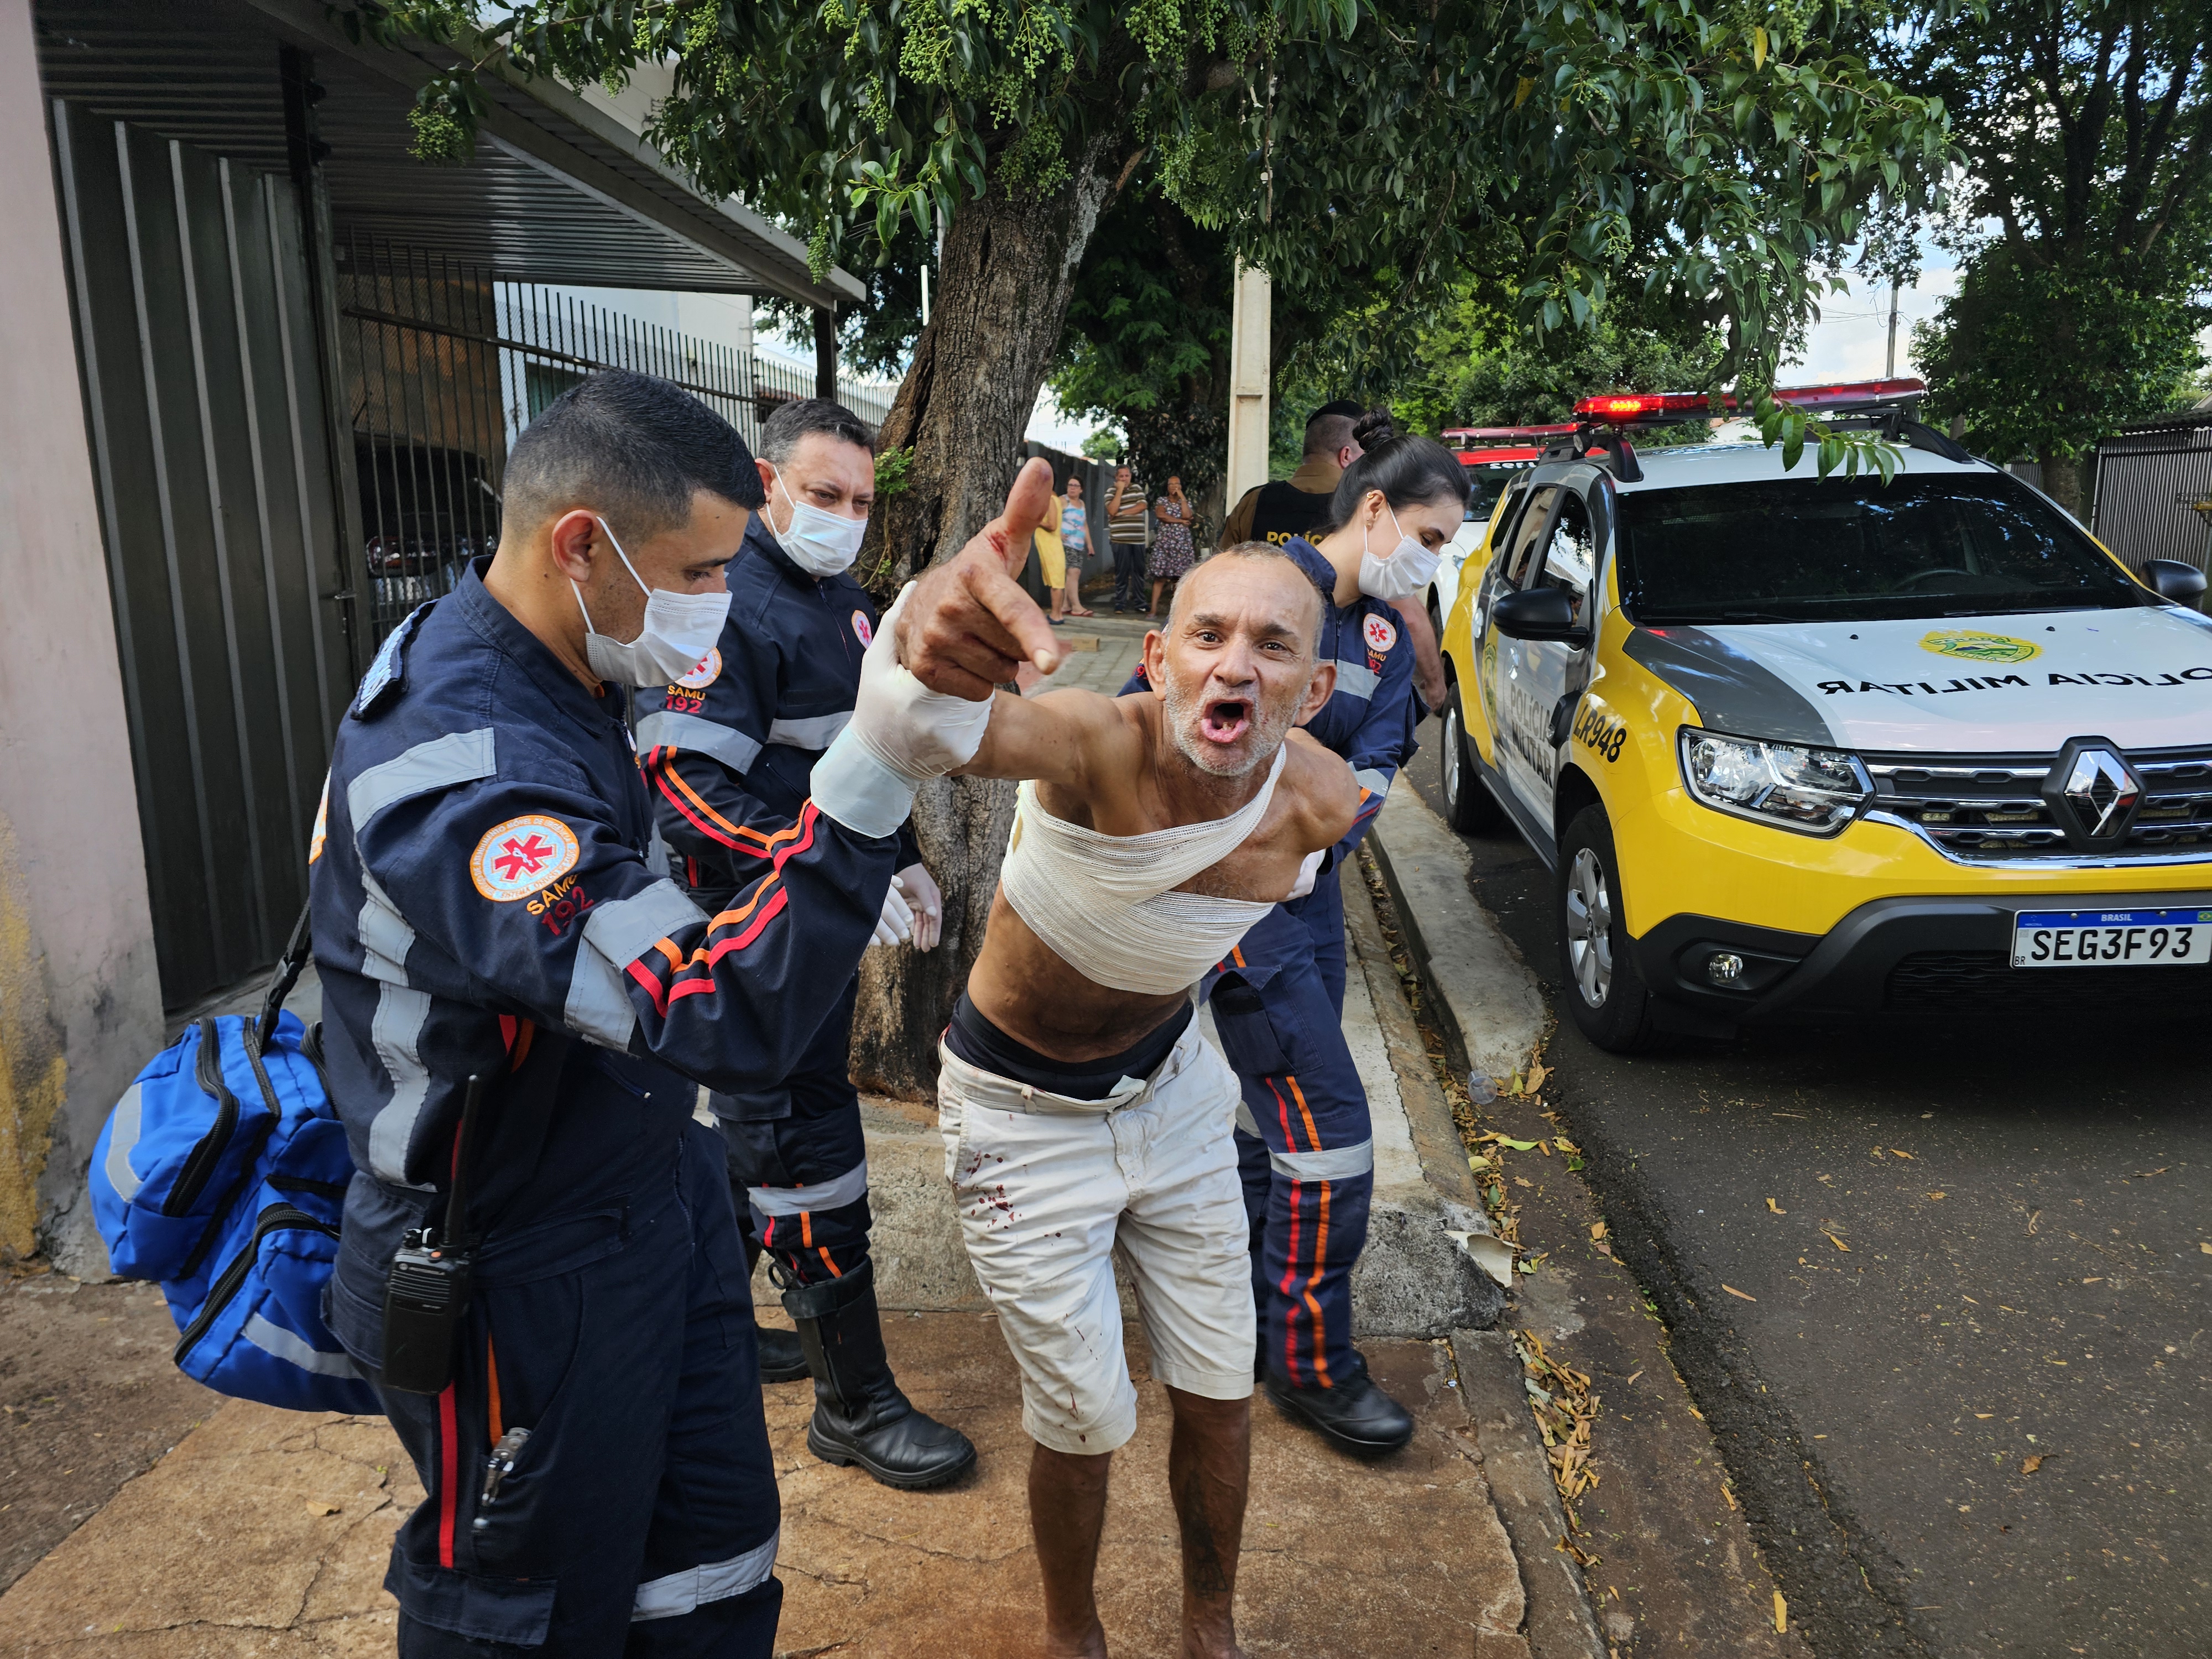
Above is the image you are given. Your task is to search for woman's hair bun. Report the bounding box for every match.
[1350,408,1400,451]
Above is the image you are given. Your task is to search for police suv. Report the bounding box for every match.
[1437,380,2212,1052]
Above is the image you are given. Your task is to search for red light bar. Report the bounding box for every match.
[1769,377,1927,411]
[1454,446,1545,466]
[1572,392,1717,422]
[1442,424,1577,442]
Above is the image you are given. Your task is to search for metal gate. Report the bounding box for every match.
[338,240,795,648]
[2091,415,2212,586]
[51,101,352,1009]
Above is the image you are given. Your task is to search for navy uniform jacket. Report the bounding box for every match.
[634,517,916,906]
[1124,536,1418,968]
[310,559,894,1364]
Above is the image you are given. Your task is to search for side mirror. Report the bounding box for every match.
[1492,586,1590,646]
[2140,558,2209,607]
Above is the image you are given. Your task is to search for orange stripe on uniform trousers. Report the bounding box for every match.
[1286,1074,1322,1152]
[1303,1181,1333,1387]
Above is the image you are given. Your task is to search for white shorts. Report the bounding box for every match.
[936,1015,1255,1454]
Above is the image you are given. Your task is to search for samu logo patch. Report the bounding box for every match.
[472,815,581,902]
[852,610,874,646]
[673,648,722,690]
[1363,613,1399,654]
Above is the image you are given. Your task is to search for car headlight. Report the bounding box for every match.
[1678,729,1870,836]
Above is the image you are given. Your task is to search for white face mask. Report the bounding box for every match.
[769,466,868,577]
[1358,501,1443,601]
[571,519,732,686]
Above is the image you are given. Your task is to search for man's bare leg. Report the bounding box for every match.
[1030,1443,1114,1657]
[1166,1388,1250,1659]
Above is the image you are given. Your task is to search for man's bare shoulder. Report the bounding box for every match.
[1281,729,1360,849]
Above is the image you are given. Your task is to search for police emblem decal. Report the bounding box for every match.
[674,648,722,690]
[852,610,874,646]
[1920,629,2040,664]
[472,815,582,902]
[1363,613,1399,654]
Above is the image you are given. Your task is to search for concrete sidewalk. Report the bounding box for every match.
[0,621,1580,1657]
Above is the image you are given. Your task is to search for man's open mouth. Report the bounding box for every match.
[1199,697,1252,745]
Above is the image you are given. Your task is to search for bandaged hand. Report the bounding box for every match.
[1287,848,1326,900]
[812,586,998,839]
[873,878,915,948]
[892,863,942,951]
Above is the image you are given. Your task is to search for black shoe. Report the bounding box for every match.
[784,1261,977,1490]
[755,1323,811,1384]
[1265,1355,1414,1457]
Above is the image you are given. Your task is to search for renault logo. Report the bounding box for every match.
[2041,738,2141,848]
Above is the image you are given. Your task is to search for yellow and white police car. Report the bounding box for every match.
[1437,380,2212,1052]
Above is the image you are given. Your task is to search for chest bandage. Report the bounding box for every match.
[999,745,1286,995]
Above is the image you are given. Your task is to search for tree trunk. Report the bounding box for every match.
[848,135,1127,1098]
[2038,447,2084,519]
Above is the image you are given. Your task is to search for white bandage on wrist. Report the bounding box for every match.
[849,585,995,781]
[811,726,917,841]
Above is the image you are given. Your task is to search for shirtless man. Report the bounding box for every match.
[881,463,1356,1658]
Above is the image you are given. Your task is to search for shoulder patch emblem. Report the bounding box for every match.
[852,609,874,647]
[674,648,722,690]
[307,775,330,865]
[352,602,432,717]
[471,815,581,902]
[1363,613,1399,654]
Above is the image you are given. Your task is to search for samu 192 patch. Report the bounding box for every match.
[852,609,874,647]
[1363,613,1399,654]
[471,814,581,902]
[673,648,722,690]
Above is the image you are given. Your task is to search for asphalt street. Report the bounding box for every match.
[1408,760,2211,1659]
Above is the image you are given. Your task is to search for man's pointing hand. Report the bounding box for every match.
[896,456,1064,700]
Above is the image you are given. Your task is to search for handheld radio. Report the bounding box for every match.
[379,1072,485,1395]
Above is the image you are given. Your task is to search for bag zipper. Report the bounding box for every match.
[172,1202,340,1365]
[165,1019,240,1216]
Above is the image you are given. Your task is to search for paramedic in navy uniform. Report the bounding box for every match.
[1123,431,1469,1455]
[635,398,973,1490]
[310,372,1061,1657]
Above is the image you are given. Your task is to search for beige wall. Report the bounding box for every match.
[0,0,166,1274]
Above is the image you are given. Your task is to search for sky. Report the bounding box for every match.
[1783,257,1961,384]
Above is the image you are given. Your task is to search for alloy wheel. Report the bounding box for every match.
[1564,847,1614,1007]
[1443,702,1463,803]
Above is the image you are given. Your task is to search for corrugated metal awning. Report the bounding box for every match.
[33,0,860,309]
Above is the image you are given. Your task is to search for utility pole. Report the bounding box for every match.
[1225,262,1271,515]
[1886,279,1900,379]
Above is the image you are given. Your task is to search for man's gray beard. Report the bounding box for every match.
[1161,676,1301,779]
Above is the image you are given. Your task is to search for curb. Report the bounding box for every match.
[1367,789,1546,1091]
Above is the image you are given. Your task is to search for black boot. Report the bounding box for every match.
[783,1261,977,1490]
[1265,1352,1414,1457]
[754,1323,811,1384]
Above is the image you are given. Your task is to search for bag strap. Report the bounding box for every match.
[254,901,316,1057]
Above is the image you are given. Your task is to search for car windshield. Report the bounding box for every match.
[1616,472,2152,624]
[1462,462,1531,523]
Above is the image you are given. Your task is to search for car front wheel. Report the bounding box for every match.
[1556,805,1660,1053]
[1441,684,1504,833]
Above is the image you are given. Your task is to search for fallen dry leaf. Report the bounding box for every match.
[1723,1284,1757,1302]
[1775,1589,1788,1634]
[1766,1197,1787,1214]
[1928,1191,1947,1201]
[1514,1176,1534,1188]
[1624,1369,1643,1385]
[305,1501,341,1517]
[1891,1147,1916,1159]
[1590,1221,1608,1241]
[1823,1231,1851,1253]
[2082,1276,2102,1284]
[2199,1242,2210,1255]
[1526,1061,1550,1093]
[1721,1481,1738,1510]
[1975,1412,1993,1419]
[2022,1454,2044,1473]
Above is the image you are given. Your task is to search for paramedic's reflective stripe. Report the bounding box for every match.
[1333,659,1379,700]
[1354,768,1391,800]
[567,880,708,1049]
[346,727,496,827]
[1235,1100,1374,1180]
[637,709,763,775]
[767,712,851,750]
[244,1313,364,1379]
[362,871,436,1189]
[630,1529,780,1621]
[748,1157,869,1217]
[105,1084,145,1202]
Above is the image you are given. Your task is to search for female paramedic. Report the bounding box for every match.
[1125,416,1469,1453]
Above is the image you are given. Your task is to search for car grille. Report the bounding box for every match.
[1863,743,2212,860]
[1886,950,2212,1010]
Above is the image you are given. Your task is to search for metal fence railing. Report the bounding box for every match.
[336,238,899,648]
